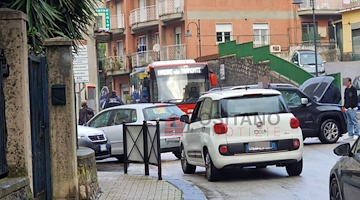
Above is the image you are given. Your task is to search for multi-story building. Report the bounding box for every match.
[94,0,350,102]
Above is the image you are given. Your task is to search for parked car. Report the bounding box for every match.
[329,138,360,200]
[291,49,326,76]
[179,88,304,181]
[77,125,111,160]
[84,103,185,160]
[351,75,360,109]
[205,76,347,143]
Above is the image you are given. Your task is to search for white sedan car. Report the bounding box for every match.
[179,88,304,181]
[85,103,185,160]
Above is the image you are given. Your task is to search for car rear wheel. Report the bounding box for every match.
[180,146,196,174]
[205,150,220,181]
[330,177,341,200]
[319,119,340,144]
[285,159,303,176]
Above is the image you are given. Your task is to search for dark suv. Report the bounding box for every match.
[205,77,347,143]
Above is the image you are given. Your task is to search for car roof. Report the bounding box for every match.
[295,49,315,52]
[201,88,281,100]
[99,103,177,112]
[208,83,297,92]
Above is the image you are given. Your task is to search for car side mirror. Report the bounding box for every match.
[180,114,190,123]
[301,98,308,105]
[293,61,298,65]
[333,143,351,156]
[323,61,326,64]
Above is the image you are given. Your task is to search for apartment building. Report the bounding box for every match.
[94,0,347,102]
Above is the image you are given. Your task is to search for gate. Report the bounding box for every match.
[0,50,8,178]
[29,56,51,199]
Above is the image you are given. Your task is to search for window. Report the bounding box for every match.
[89,110,112,128]
[279,90,302,107]
[302,22,318,43]
[110,109,137,125]
[216,24,232,43]
[143,105,184,121]
[199,98,212,120]
[95,16,103,30]
[155,32,159,45]
[352,138,360,155]
[211,101,220,118]
[137,35,146,52]
[191,101,204,122]
[253,23,269,46]
[175,27,181,45]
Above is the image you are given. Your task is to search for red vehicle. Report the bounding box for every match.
[142,60,217,114]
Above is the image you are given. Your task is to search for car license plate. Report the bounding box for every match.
[246,141,275,152]
[100,144,107,152]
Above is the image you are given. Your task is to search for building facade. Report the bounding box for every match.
[94,0,349,103]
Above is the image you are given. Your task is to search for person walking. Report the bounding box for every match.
[78,100,94,125]
[344,77,359,140]
[104,90,124,109]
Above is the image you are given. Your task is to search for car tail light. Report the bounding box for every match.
[214,123,228,134]
[293,139,300,149]
[290,118,300,129]
[219,145,228,154]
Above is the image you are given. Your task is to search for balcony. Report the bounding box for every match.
[158,0,184,22]
[110,14,125,37]
[297,0,360,16]
[102,56,129,76]
[130,44,186,68]
[129,5,158,33]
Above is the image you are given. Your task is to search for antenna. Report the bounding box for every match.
[152,44,160,52]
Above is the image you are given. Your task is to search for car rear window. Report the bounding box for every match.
[219,94,287,117]
[143,105,185,121]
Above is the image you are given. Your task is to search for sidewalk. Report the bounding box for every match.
[96,171,206,200]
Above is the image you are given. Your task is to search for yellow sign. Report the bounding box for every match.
[139,73,147,79]
[153,107,167,114]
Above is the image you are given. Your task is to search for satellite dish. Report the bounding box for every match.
[153,44,161,52]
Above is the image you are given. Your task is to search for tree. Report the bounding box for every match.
[0,0,101,54]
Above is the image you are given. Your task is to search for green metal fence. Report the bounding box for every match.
[218,41,314,85]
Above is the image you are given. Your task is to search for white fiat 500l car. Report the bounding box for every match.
[179,89,304,181]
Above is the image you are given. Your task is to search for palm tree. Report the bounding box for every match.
[1,0,101,54]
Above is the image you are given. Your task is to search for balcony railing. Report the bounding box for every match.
[129,5,158,27]
[158,0,184,16]
[110,14,125,29]
[298,0,360,11]
[103,55,127,72]
[160,44,186,60]
[131,44,186,67]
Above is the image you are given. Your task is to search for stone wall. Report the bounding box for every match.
[0,177,32,200]
[77,148,100,200]
[208,55,296,87]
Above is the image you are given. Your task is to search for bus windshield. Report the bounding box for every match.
[150,65,209,104]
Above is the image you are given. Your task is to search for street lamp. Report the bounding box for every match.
[185,19,202,61]
[293,0,318,77]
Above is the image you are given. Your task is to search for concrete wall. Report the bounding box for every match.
[44,38,79,199]
[0,8,33,194]
[208,55,296,87]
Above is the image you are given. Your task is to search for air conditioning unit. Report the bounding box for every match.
[270,45,281,53]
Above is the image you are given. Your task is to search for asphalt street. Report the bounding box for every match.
[96,137,356,200]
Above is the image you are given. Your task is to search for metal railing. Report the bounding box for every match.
[129,5,158,27]
[160,44,186,60]
[101,55,127,72]
[110,14,125,29]
[158,0,184,16]
[298,0,360,10]
[131,44,187,67]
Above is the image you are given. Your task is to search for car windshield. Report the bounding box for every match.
[143,105,185,121]
[300,52,323,65]
[219,94,287,117]
[150,65,210,104]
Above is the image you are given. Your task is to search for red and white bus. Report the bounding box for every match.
[141,60,217,114]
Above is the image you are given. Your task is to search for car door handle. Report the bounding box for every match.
[202,126,205,130]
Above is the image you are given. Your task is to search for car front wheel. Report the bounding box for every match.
[330,177,341,200]
[319,119,340,144]
[286,159,303,176]
[180,145,196,174]
[205,150,220,181]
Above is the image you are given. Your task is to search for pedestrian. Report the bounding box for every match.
[78,100,94,125]
[344,77,359,140]
[104,90,124,109]
[320,83,341,104]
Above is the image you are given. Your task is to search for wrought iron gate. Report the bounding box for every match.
[0,50,8,178]
[29,56,51,199]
